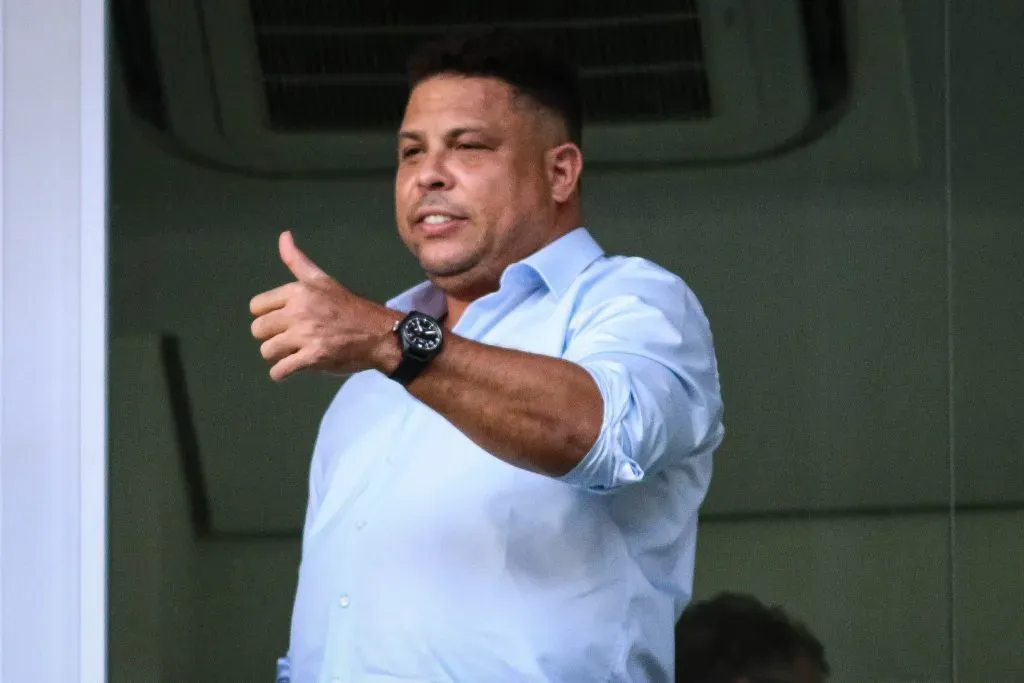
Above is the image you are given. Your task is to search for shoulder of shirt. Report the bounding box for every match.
[571,252,700,307]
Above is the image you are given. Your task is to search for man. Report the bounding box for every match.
[251,28,724,683]
[675,593,830,683]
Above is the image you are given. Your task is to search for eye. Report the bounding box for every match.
[457,142,488,151]
[400,147,422,160]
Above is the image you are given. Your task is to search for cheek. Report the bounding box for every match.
[394,179,417,228]
[394,173,411,207]
[476,164,524,203]
[505,156,549,203]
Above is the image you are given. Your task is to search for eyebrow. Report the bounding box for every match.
[397,126,488,143]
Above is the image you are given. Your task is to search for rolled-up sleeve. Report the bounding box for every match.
[557,267,724,492]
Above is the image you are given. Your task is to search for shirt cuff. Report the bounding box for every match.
[557,360,646,493]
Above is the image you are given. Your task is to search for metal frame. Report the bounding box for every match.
[0,0,108,679]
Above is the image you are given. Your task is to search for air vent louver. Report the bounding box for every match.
[249,0,712,131]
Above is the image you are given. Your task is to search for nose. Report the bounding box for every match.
[416,150,454,192]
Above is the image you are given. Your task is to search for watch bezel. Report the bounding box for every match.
[397,312,443,357]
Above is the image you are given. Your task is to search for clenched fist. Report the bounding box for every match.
[249,231,400,381]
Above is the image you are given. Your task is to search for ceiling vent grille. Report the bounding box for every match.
[111,0,870,175]
[250,1,714,131]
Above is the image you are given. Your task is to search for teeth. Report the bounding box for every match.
[423,214,454,224]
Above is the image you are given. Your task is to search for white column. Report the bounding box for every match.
[0,0,108,680]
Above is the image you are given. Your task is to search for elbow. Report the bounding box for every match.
[544,369,605,478]
[562,399,604,477]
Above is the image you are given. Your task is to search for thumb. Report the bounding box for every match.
[279,231,329,282]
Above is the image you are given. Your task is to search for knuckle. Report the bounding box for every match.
[293,292,314,314]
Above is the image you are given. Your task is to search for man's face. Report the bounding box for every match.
[394,74,563,296]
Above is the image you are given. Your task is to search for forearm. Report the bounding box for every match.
[374,330,603,477]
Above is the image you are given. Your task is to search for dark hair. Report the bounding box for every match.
[676,592,830,683]
[405,27,583,147]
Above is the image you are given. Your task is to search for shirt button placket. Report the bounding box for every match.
[327,591,354,681]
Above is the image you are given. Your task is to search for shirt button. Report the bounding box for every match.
[355,519,366,529]
[339,595,351,608]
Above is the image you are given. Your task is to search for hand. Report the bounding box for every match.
[249,231,399,381]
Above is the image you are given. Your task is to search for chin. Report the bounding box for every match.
[417,245,480,278]
[423,260,477,279]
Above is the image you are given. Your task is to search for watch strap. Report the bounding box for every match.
[388,353,430,386]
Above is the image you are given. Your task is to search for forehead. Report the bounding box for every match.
[401,75,522,131]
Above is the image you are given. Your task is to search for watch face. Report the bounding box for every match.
[400,314,443,353]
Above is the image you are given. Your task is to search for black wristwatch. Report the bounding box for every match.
[388,310,444,386]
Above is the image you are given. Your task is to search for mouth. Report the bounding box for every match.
[413,211,468,236]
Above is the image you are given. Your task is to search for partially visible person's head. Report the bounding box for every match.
[395,28,584,303]
[676,592,830,683]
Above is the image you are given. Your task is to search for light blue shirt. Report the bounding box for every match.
[283,227,724,683]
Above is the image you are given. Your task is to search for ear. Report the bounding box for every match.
[546,142,583,204]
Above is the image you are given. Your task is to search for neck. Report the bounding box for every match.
[439,202,583,328]
[443,299,468,328]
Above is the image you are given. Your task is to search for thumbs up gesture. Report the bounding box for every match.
[249,231,399,381]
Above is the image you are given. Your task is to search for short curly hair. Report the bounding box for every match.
[405,27,583,147]
[676,592,830,683]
